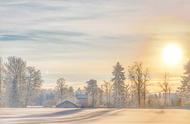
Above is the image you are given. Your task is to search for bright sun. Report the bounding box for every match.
[162,43,182,66]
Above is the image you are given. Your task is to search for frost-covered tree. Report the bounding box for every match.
[0,57,4,106]
[67,86,74,101]
[177,60,190,105]
[38,89,56,107]
[124,84,130,105]
[86,79,98,107]
[55,78,67,102]
[0,58,2,98]
[0,56,44,107]
[159,73,171,106]
[24,66,42,106]
[112,62,126,107]
[128,62,149,107]
[55,78,75,104]
[5,57,26,107]
[97,87,104,106]
[102,81,112,107]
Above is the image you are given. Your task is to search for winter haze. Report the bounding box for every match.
[0,0,190,90]
[0,1,190,124]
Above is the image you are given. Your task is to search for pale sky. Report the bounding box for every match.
[0,0,190,91]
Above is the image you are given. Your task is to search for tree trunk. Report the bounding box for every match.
[164,92,167,106]
[143,83,146,107]
[138,86,141,107]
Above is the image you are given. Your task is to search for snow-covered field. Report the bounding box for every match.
[0,108,189,124]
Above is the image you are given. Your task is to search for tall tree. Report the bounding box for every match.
[103,81,112,107]
[56,78,67,102]
[24,66,42,106]
[124,84,130,105]
[97,87,104,106]
[67,86,74,101]
[0,57,4,106]
[159,73,171,106]
[0,58,2,98]
[112,62,126,107]
[86,79,98,107]
[177,60,190,105]
[5,57,26,107]
[128,62,149,107]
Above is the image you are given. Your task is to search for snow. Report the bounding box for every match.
[0,108,189,124]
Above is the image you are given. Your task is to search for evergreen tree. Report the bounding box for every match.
[112,62,126,107]
[178,60,190,104]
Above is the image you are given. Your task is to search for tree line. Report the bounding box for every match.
[54,61,190,108]
[0,56,190,108]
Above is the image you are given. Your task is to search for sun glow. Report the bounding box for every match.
[162,43,182,66]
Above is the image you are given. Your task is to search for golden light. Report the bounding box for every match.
[162,43,182,66]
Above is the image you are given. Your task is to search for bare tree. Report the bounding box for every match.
[103,81,112,107]
[56,78,67,102]
[0,56,43,107]
[5,57,26,107]
[124,84,130,106]
[24,66,42,107]
[67,86,74,101]
[128,62,149,107]
[0,58,4,106]
[159,72,171,106]
[0,58,2,97]
[86,79,98,107]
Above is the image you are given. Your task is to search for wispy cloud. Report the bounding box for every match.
[0,0,190,87]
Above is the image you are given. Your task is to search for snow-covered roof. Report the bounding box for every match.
[56,100,78,108]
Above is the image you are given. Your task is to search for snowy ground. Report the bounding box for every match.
[0,108,189,124]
